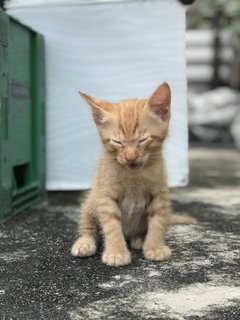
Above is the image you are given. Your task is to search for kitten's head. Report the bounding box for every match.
[80,83,171,171]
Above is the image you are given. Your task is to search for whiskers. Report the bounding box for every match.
[101,150,162,169]
[101,153,117,162]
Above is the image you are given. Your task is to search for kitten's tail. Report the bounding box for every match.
[168,214,197,225]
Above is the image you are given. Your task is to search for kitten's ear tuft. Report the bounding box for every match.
[147,83,171,122]
[79,92,109,125]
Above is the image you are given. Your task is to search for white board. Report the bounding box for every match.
[8,0,189,190]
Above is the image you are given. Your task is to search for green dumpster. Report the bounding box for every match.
[0,10,45,222]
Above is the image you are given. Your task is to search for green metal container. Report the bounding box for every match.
[0,10,45,222]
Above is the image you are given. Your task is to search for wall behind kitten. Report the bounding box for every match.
[8,0,189,189]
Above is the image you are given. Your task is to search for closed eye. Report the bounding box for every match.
[138,137,149,144]
[111,139,123,146]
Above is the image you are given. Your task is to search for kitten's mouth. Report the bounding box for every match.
[127,162,142,170]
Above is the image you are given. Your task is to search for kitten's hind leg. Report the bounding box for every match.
[168,214,197,225]
[130,236,145,250]
[71,196,97,257]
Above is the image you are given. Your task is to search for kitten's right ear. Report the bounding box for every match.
[79,92,109,126]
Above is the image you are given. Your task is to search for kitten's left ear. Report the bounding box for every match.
[147,82,171,122]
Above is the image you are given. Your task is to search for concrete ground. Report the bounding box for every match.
[0,147,240,320]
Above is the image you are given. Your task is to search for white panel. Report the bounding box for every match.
[8,0,188,189]
[186,47,233,64]
[187,66,213,82]
[186,30,232,46]
[7,0,148,8]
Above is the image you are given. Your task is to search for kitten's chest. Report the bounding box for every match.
[119,183,151,219]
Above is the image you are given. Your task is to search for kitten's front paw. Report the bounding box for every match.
[102,249,131,267]
[71,236,96,257]
[143,245,171,261]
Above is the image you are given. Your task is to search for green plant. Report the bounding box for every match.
[187,0,240,52]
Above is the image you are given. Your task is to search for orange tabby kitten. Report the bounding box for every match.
[71,83,196,266]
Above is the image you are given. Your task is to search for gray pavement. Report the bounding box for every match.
[0,147,240,320]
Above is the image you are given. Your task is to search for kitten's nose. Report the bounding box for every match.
[124,148,139,162]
